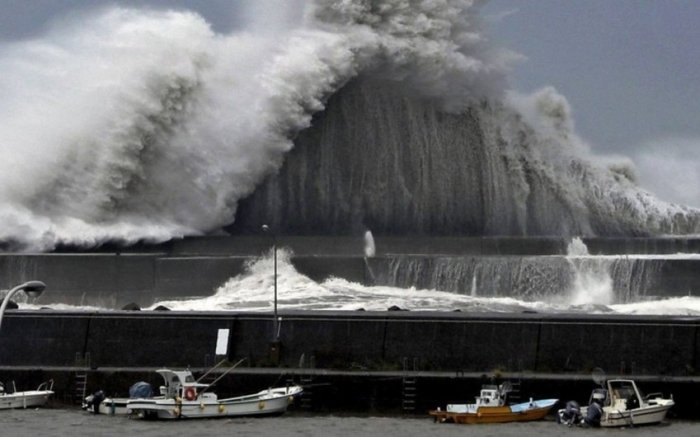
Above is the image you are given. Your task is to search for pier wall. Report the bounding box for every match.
[1,311,697,376]
[0,254,369,307]
[2,245,700,308]
[2,310,698,418]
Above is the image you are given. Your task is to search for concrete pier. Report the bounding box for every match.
[0,310,698,417]
[1,310,697,374]
[2,236,700,307]
[1,236,698,417]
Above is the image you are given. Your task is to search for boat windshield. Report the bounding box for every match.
[185,375,195,383]
[609,381,637,401]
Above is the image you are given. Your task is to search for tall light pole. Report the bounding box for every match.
[261,225,278,341]
[0,281,46,332]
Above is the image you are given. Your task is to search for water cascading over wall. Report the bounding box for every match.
[230,79,700,237]
[233,79,556,235]
[366,255,666,303]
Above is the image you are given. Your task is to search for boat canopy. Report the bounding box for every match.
[155,369,207,389]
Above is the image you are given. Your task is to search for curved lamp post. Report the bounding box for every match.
[261,225,278,341]
[0,280,46,331]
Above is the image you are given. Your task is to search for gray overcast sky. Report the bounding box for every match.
[2,0,699,205]
[483,0,700,154]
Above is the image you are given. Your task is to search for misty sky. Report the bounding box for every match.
[483,0,700,207]
[1,0,698,207]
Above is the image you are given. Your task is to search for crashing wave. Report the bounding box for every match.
[0,1,698,251]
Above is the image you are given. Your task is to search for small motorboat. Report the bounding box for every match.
[429,382,558,424]
[567,379,674,427]
[0,380,54,410]
[126,368,302,419]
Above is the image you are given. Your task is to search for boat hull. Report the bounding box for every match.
[0,390,53,410]
[430,399,558,424]
[93,398,131,415]
[600,403,674,427]
[127,387,302,420]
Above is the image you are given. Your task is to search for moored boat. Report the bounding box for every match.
[126,369,302,419]
[83,358,303,418]
[0,380,54,410]
[429,382,558,424]
[572,379,674,427]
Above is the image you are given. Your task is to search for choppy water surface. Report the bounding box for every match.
[0,408,695,437]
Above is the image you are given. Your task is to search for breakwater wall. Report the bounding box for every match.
[0,310,700,419]
[1,310,697,375]
[1,310,698,417]
[2,236,700,307]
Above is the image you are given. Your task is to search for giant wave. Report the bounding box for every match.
[1,0,698,252]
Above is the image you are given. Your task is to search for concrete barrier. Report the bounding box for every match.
[536,315,698,374]
[3,252,700,308]
[153,256,248,301]
[45,236,700,256]
[0,312,91,367]
[1,311,697,377]
[84,313,233,368]
[584,237,700,255]
[0,254,157,307]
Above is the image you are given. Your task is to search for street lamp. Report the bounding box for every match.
[0,280,46,331]
[261,225,278,341]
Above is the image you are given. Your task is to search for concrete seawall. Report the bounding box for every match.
[1,310,697,375]
[1,310,698,417]
[2,236,698,416]
[2,238,700,307]
[0,310,700,418]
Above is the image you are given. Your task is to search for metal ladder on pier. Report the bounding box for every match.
[73,352,91,405]
[401,357,418,412]
[295,353,315,410]
[73,372,88,405]
[506,380,522,403]
[298,375,314,410]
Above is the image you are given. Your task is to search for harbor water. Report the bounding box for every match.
[1,408,697,437]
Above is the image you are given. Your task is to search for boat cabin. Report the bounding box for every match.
[475,384,507,407]
[156,369,208,400]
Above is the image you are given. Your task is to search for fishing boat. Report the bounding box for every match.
[84,359,303,419]
[0,380,54,410]
[429,382,558,424]
[127,368,302,419]
[576,379,674,427]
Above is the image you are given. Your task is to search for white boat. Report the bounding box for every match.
[0,380,53,410]
[577,379,674,427]
[126,369,303,419]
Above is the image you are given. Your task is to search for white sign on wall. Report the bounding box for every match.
[215,328,230,355]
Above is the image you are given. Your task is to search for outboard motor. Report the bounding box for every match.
[583,391,605,427]
[82,390,106,413]
[557,400,582,426]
